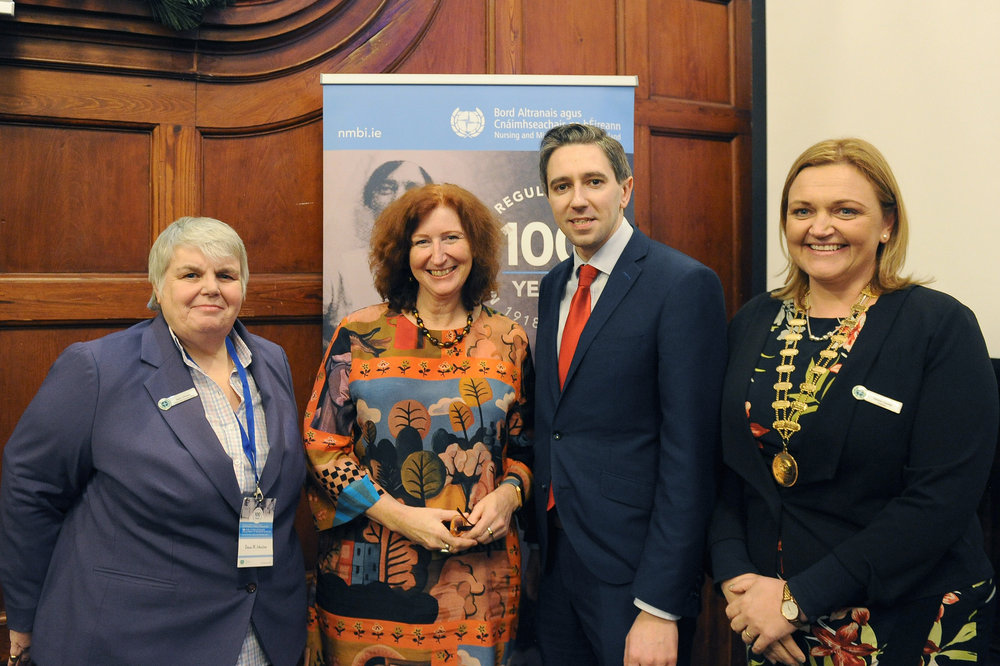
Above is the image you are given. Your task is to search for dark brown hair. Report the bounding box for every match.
[539,123,632,193]
[370,183,501,313]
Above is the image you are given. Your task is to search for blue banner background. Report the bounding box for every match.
[323,83,634,152]
[322,77,636,347]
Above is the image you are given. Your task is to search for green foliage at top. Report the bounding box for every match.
[147,0,233,31]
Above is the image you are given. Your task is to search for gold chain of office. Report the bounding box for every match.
[770,286,876,487]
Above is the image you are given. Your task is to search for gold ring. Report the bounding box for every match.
[743,628,755,642]
[487,526,495,538]
[440,544,451,554]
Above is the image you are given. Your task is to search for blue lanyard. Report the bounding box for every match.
[226,336,260,498]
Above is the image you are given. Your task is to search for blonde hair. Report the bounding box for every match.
[773,137,921,301]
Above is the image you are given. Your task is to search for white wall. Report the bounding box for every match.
[766,0,1000,356]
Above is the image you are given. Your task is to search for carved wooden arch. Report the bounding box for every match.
[0,0,446,325]
[1,0,442,117]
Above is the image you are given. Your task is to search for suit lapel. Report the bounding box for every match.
[790,288,909,483]
[541,259,572,404]
[560,229,647,390]
[142,316,243,514]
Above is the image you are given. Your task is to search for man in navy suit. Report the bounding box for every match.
[532,124,727,666]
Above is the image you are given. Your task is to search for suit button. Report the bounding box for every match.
[246,583,257,593]
[553,432,562,440]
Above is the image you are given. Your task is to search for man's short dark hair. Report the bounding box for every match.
[538,123,632,194]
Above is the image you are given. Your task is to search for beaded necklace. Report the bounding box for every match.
[412,308,474,349]
[770,286,875,487]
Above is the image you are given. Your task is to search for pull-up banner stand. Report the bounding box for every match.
[321,74,637,347]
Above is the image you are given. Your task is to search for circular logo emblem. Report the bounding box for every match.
[450,107,485,138]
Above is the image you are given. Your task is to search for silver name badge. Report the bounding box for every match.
[158,388,198,410]
[852,385,902,414]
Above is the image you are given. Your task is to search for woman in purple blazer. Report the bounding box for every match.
[0,217,307,665]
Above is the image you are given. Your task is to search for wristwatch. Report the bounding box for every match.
[499,476,524,508]
[780,583,803,626]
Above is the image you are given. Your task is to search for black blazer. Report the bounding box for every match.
[710,286,997,616]
[533,226,728,617]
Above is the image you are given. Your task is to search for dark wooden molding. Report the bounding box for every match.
[0,274,322,322]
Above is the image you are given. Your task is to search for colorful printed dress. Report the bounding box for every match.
[742,300,994,665]
[303,303,534,666]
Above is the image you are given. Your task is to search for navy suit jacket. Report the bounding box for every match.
[0,315,307,665]
[533,226,727,617]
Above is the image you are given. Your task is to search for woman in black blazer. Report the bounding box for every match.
[710,138,997,666]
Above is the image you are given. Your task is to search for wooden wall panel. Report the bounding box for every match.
[0,122,151,273]
[0,0,754,661]
[200,121,324,274]
[520,0,620,75]
[397,0,488,73]
[649,0,733,103]
[627,0,753,314]
[649,133,737,297]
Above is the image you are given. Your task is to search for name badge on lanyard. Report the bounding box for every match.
[239,496,275,568]
[227,337,276,568]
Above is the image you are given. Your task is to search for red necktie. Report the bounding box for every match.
[549,264,598,511]
[558,264,599,388]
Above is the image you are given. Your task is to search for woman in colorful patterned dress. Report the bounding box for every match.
[304,183,533,666]
[709,138,997,665]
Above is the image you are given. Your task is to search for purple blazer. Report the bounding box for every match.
[0,314,307,665]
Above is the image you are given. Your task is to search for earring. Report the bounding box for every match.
[881,234,889,240]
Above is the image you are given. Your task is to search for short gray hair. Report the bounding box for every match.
[147,216,249,311]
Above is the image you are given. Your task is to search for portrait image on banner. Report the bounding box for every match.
[321,75,637,348]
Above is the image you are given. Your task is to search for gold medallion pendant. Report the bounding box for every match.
[772,450,799,487]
